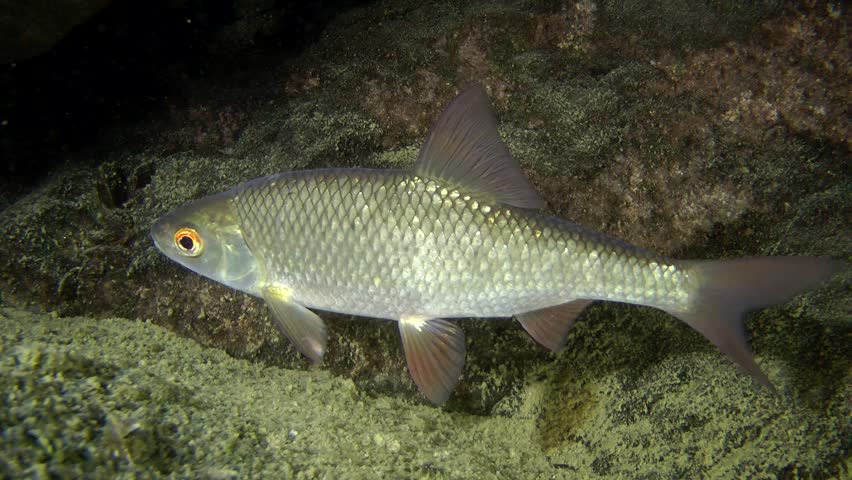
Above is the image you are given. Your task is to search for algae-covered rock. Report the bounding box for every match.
[1,307,848,478]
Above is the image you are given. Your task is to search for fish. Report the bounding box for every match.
[151,85,840,405]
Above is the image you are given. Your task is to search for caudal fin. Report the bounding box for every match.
[666,256,841,388]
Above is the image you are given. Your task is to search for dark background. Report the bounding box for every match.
[0,0,372,196]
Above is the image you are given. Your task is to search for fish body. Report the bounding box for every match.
[229,168,690,320]
[152,86,839,404]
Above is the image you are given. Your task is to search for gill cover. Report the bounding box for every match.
[150,191,261,296]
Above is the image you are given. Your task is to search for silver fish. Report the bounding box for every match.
[151,86,839,404]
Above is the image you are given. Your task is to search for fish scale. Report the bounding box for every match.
[230,169,692,321]
[151,85,839,404]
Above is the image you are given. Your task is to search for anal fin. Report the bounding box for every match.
[515,299,593,352]
[262,286,327,363]
[399,315,466,405]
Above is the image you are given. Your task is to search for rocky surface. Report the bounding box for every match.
[1,307,848,478]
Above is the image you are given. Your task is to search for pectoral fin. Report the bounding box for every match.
[399,315,466,405]
[516,299,593,352]
[262,286,327,363]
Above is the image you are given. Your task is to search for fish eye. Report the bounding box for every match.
[174,227,204,257]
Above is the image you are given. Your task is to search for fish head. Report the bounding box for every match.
[151,192,261,296]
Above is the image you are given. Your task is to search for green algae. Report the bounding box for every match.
[1,307,848,479]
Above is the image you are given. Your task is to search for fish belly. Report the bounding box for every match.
[228,169,694,320]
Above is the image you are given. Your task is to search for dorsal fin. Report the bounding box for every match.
[413,85,546,209]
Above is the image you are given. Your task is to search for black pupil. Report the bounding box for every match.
[179,235,195,251]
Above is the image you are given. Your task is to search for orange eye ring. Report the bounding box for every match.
[174,227,204,257]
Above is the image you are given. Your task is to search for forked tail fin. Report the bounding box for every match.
[666,257,841,388]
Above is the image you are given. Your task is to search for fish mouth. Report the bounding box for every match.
[150,217,172,253]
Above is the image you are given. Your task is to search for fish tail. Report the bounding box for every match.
[666,256,841,388]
